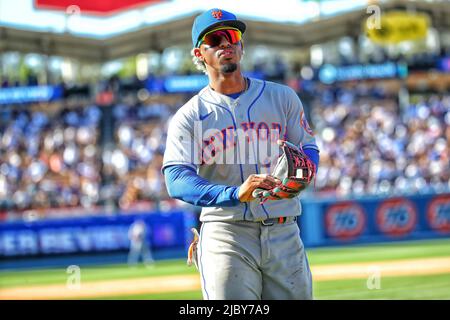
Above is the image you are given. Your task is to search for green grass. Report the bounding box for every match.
[90,274,450,300]
[91,290,204,300]
[307,238,450,266]
[1,238,450,299]
[314,273,450,300]
[0,260,197,288]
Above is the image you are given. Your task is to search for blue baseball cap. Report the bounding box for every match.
[192,8,246,48]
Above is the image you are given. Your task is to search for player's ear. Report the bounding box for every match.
[238,40,245,57]
[240,39,244,50]
[193,48,204,61]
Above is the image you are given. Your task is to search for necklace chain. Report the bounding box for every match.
[208,77,248,108]
[242,77,248,94]
[210,77,248,94]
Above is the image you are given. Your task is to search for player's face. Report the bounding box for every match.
[195,28,244,74]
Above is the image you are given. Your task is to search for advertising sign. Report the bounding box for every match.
[325,202,366,240]
[0,85,63,105]
[365,11,429,44]
[318,62,408,84]
[376,198,417,237]
[427,195,450,234]
[0,211,190,257]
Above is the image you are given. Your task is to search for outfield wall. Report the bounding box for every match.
[300,192,450,247]
[0,210,197,268]
[1,192,449,269]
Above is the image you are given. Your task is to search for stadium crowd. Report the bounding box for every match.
[0,80,449,214]
[103,101,171,210]
[0,105,102,211]
[310,83,450,198]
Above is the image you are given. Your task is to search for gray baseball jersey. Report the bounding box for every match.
[162,78,318,222]
[163,77,317,299]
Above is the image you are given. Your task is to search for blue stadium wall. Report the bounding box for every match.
[300,192,450,247]
[0,210,198,269]
[1,192,449,269]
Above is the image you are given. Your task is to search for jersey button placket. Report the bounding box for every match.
[233,103,244,120]
[230,102,242,123]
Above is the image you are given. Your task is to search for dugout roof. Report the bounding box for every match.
[0,0,449,63]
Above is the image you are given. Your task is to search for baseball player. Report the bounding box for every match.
[162,8,319,300]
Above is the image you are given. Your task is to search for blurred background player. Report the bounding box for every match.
[127,219,155,267]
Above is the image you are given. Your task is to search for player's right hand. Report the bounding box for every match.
[238,174,281,202]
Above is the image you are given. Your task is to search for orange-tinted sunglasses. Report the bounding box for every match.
[199,27,242,48]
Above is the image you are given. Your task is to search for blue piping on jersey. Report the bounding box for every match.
[245,81,271,220]
[199,96,248,220]
[198,223,209,299]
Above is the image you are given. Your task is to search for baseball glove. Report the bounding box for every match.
[187,228,200,270]
[252,140,316,202]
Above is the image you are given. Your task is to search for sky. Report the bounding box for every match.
[0,0,368,38]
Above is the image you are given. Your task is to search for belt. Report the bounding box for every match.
[258,216,297,226]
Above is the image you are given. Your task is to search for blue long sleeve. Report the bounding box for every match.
[163,165,241,207]
[303,147,320,172]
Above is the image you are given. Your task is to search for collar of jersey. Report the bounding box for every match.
[206,77,259,106]
[226,91,243,99]
[225,78,251,99]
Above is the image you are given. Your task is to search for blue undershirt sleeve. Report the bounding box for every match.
[163,165,241,207]
[303,147,320,173]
